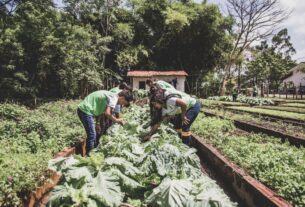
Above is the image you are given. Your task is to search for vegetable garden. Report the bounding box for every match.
[0,101,83,206]
[192,114,305,206]
[46,105,236,207]
[1,0,305,206]
[1,96,305,207]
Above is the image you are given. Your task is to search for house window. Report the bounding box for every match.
[139,81,146,89]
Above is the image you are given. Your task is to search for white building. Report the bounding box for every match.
[283,63,305,88]
[127,70,188,92]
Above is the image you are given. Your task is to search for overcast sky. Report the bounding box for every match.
[200,0,305,63]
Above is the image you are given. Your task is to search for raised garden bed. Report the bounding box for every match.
[204,108,305,139]
[201,99,248,107]
[191,114,305,206]
[43,105,237,207]
[26,139,86,207]
[226,106,305,124]
[191,134,292,207]
[203,111,305,147]
[281,103,305,108]
[270,98,305,104]
[0,100,84,206]
[256,106,305,114]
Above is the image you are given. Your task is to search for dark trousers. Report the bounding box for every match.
[170,101,201,146]
[77,108,101,154]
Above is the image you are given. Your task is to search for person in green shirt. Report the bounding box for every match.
[77,90,133,154]
[146,79,176,127]
[98,82,132,135]
[143,88,201,146]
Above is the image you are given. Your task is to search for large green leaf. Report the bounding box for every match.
[89,171,124,207]
[146,178,192,207]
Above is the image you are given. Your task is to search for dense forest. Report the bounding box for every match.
[0,0,296,100]
[0,0,233,100]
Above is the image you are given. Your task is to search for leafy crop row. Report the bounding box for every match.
[207,96,274,105]
[204,108,305,139]
[132,89,149,100]
[192,114,305,206]
[227,106,305,121]
[200,99,246,108]
[257,106,305,114]
[281,103,305,108]
[0,101,83,206]
[47,105,236,207]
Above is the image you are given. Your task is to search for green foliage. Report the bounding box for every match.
[227,106,305,121]
[48,105,236,206]
[1,0,234,100]
[201,99,246,108]
[257,106,305,114]
[246,29,296,90]
[0,100,83,206]
[132,89,149,99]
[116,45,150,70]
[192,115,305,206]
[128,0,233,75]
[200,72,222,98]
[281,103,305,108]
[205,107,305,140]
[207,95,274,105]
[0,0,111,100]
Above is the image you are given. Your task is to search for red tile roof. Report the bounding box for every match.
[127,70,188,77]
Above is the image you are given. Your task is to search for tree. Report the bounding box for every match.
[220,0,290,95]
[246,29,296,93]
[0,0,111,100]
[128,0,233,93]
[63,0,122,68]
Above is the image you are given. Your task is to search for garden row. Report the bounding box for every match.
[207,96,274,105]
[0,101,83,207]
[46,105,236,206]
[226,106,305,123]
[191,114,305,206]
[201,99,305,130]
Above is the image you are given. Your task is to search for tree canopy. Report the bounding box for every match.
[0,0,233,100]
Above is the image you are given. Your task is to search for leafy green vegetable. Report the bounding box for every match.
[48,105,237,207]
[146,178,192,207]
[192,114,305,206]
[207,96,274,105]
[132,89,149,100]
[227,106,305,121]
[0,100,83,206]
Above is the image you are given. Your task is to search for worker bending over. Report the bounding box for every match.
[110,82,132,117]
[78,90,133,154]
[146,78,177,127]
[143,89,201,146]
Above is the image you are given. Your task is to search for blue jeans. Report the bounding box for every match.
[170,101,201,146]
[77,108,97,154]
